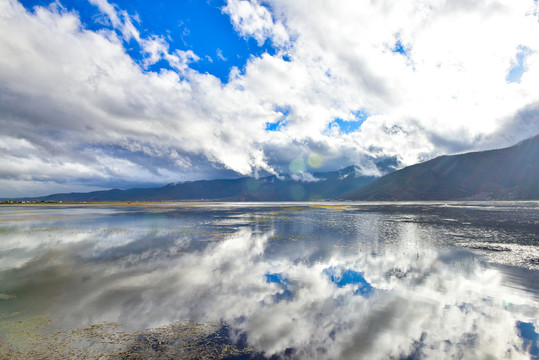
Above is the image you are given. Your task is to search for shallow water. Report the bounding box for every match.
[0,202,537,359]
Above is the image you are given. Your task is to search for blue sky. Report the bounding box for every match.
[19,0,276,83]
[1,0,539,197]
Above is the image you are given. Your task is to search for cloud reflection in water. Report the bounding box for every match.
[0,205,537,359]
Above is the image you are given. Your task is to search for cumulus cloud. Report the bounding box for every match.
[0,0,279,196]
[290,172,322,183]
[1,0,539,196]
[223,0,289,47]
[224,0,539,164]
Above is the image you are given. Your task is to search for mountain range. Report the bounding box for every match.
[15,160,396,202]
[9,134,539,202]
[346,134,539,201]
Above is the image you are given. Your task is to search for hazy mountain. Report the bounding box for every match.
[344,134,539,201]
[13,134,538,203]
[19,160,397,202]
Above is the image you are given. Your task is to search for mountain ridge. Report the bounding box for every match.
[9,162,396,202]
[5,135,539,202]
[343,134,539,201]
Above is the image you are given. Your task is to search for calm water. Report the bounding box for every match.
[0,202,537,359]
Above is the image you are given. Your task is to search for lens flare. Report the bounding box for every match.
[289,184,305,200]
[289,159,306,174]
[246,178,260,191]
[307,152,323,168]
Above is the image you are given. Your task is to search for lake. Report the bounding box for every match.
[0,202,537,359]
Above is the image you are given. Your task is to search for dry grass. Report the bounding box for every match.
[0,316,258,360]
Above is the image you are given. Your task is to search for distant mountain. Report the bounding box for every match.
[344,134,539,201]
[19,160,397,202]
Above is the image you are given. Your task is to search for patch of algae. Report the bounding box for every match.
[312,205,349,210]
[268,206,305,216]
[0,313,54,358]
[0,316,258,359]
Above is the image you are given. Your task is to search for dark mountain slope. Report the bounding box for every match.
[22,161,396,202]
[345,134,539,201]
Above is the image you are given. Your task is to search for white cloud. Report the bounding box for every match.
[290,172,322,183]
[0,0,281,196]
[88,0,200,71]
[216,48,227,61]
[88,0,139,42]
[233,0,539,159]
[223,0,289,47]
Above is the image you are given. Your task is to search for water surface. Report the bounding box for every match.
[0,202,537,359]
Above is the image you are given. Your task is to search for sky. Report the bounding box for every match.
[1,0,539,197]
